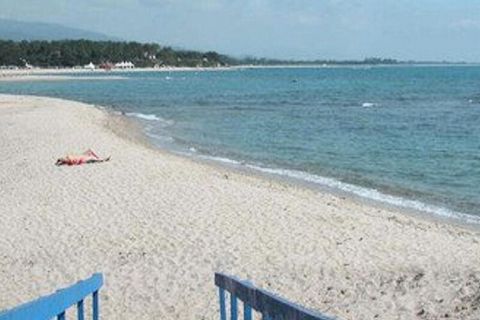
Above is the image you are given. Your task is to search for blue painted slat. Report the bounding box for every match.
[219,288,227,320]
[77,300,84,320]
[92,291,99,320]
[243,302,252,320]
[230,294,238,320]
[57,311,66,320]
[215,273,333,320]
[0,274,103,320]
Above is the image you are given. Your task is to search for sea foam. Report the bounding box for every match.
[243,164,480,224]
[172,155,479,225]
[178,148,480,224]
[126,112,174,126]
[126,112,160,121]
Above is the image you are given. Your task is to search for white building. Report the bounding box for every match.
[84,62,95,70]
[115,61,134,69]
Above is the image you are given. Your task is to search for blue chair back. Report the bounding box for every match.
[0,273,103,320]
[215,273,334,320]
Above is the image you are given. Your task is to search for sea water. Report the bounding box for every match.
[2,66,480,222]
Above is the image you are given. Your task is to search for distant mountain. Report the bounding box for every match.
[0,19,119,41]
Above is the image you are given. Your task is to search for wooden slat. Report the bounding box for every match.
[219,288,227,320]
[215,273,333,320]
[77,300,84,320]
[244,302,252,320]
[93,291,99,320]
[0,274,103,320]
[230,294,238,320]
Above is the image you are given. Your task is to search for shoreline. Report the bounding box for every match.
[171,150,480,230]
[0,67,234,82]
[3,63,480,81]
[120,110,480,231]
[1,94,480,319]
[187,154,480,231]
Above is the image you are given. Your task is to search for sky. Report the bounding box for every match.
[1,0,480,61]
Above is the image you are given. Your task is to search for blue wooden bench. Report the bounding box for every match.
[1,272,332,319]
[0,273,103,320]
[215,273,334,320]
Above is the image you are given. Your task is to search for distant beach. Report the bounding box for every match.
[0,66,236,81]
[0,94,479,319]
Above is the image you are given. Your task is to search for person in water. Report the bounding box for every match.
[55,149,110,166]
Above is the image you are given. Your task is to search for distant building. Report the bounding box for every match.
[84,62,95,70]
[114,61,134,69]
[0,65,19,70]
[20,58,33,69]
[99,62,114,71]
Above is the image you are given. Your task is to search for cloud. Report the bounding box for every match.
[138,0,174,7]
[451,19,480,30]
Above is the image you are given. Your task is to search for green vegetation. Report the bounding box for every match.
[0,39,410,68]
[0,40,232,68]
[237,56,399,66]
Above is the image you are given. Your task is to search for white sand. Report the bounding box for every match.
[0,66,236,82]
[0,75,127,82]
[0,94,479,319]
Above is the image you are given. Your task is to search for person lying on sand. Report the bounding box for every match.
[55,149,110,166]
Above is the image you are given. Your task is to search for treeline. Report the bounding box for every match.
[238,56,399,66]
[0,40,232,68]
[0,39,406,68]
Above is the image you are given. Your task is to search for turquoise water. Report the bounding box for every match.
[2,66,480,222]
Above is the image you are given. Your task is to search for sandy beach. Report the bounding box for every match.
[0,67,237,82]
[0,74,127,82]
[0,94,479,319]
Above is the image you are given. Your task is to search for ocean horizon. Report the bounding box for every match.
[1,65,479,224]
